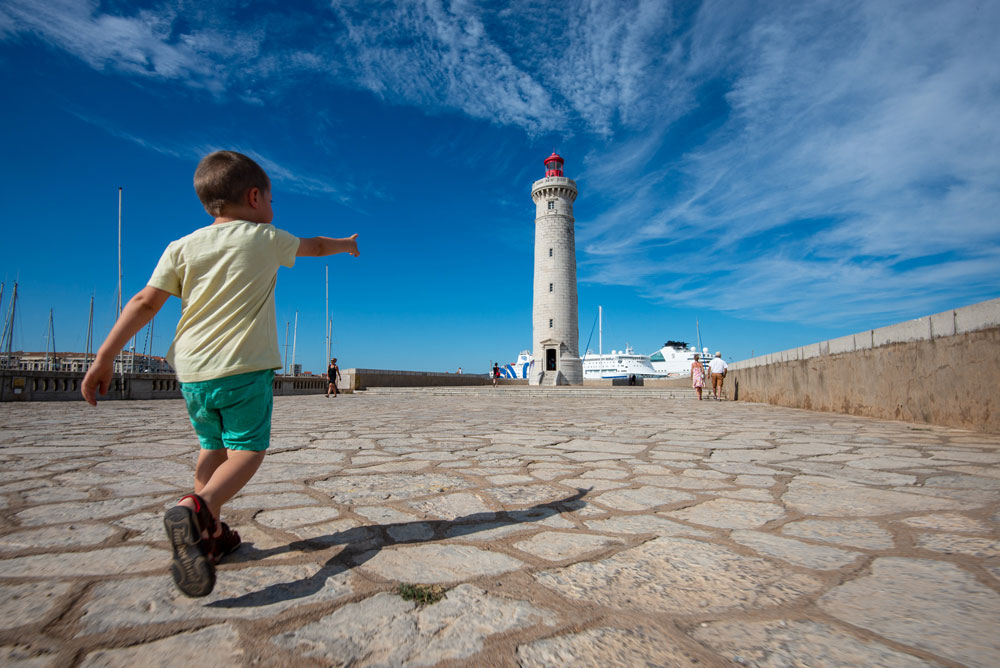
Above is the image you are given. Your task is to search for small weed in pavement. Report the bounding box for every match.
[398,583,447,606]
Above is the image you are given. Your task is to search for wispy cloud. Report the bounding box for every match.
[576,0,1000,326]
[69,111,356,204]
[1,0,238,92]
[1,0,676,135]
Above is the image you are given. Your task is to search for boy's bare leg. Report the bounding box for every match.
[193,449,229,494]
[200,450,266,518]
[184,449,228,536]
[179,449,265,535]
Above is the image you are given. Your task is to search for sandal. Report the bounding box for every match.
[212,522,242,564]
[163,494,216,597]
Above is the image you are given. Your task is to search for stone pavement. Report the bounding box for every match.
[1,391,998,667]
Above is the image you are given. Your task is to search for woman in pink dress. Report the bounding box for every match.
[691,353,705,400]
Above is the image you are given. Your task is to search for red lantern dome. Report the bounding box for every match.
[544,152,564,177]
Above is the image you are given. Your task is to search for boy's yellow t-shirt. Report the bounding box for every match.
[147,220,299,382]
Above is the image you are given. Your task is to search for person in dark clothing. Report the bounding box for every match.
[326,358,340,397]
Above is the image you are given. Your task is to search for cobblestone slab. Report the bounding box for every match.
[535,537,823,613]
[691,619,943,667]
[914,533,1000,558]
[593,485,695,510]
[584,514,712,537]
[783,476,964,516]
[273,585,554,666]
[730,530,863,570]
[819,558,1000,668]
[1,393,998,666]
[900,512,993,533]
[664,499,785,529]
[77,565,354,634]
[407,492,494,520]
[0,646,56,667]
[254,506,341,529]
[0,524,117,552]
[518,626,704,667]
[512,531,621,561]
[0,581,72,630]
[79,624,244,667]
[356,544,524,583]
[0,546,169,577]
[780,518,895,550]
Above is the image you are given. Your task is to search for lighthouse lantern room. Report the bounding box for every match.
[544,152,564,177]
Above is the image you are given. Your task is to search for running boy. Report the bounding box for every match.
[82,150,359,597]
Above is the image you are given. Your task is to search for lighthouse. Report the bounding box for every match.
[530,152,583,385]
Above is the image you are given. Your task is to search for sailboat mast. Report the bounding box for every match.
[325,266,330,364]
[115,187,123,377]
[117,187,123,319]
[86,293,94,369]
[599,305,604,356]
[0,281,5,363]
[282,321,289,375]
[696,318,702,354]
[291,311,298,375]
[44,309,53,371]
[2,282,16,364]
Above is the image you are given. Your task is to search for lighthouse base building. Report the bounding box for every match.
[530,153,583,386]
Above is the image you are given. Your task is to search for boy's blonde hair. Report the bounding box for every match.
[194,150,271,216]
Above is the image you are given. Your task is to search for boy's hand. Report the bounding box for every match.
[81,357,114,406]
[346,234,360,257]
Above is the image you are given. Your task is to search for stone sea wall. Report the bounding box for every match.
[343,369,527,390]
[729,297,1000,433]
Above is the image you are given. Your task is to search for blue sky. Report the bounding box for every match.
[1,0,998,374]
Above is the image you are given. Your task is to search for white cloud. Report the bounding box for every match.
[328,0,563,132]
[576,0,1000,326]
[69,112,355,203]
[0,0,239,91]
[1,0,681,134]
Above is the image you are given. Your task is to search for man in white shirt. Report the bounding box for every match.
[708,352,728,400]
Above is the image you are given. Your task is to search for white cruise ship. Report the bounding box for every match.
[581,345,658,380]
[648,341,708,378]
[501,343,713,381]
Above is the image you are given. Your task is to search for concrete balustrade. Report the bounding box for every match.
[729,297,1000,433]
[0,371,330,402]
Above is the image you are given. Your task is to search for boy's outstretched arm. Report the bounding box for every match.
[297,233,360,258]
[81,286,171,406]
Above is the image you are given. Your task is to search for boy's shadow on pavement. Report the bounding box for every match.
[207,487,591,609]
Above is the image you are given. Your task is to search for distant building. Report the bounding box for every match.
[0,351,173,374]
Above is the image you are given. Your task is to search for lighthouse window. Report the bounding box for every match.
[547,201,554,210]
[548,248,552,257]
[549,319,553,328]
[549,283,553,292]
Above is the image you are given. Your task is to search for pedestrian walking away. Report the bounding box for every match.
[81,150,360,598]
[493,363,500,387]
[326,358,341,397]
[708,351,728,400]
[691,353,705,400]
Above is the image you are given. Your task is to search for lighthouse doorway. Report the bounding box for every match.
[545,348,557,371]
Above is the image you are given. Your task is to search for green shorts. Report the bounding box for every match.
[180,369,275,452]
